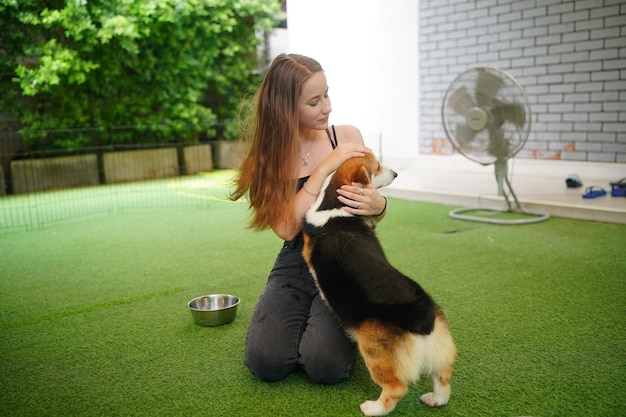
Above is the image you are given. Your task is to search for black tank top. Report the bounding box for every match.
[297,125,338,189]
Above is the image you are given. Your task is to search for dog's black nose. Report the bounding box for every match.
[392,170,398,178]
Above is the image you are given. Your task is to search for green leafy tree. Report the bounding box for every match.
[0,0,280,150]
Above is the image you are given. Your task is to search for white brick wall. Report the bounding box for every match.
[419,0,626,163]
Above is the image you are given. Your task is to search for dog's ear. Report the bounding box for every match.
[354,166,371,185]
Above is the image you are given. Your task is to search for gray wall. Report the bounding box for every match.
[419,0,625,163]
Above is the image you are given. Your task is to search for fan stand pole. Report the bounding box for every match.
[449,160,549,225]
[501,175,550,223]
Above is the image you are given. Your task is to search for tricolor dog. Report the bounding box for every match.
[302,154,456,416]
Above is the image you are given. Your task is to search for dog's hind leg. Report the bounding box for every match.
[420,315,456,407]
[356,321,409,416]
[360,382,407,416]
[420,364,452,407]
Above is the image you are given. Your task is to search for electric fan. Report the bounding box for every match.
[441,66,548,225]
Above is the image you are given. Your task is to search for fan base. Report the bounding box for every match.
[449,207,549,225]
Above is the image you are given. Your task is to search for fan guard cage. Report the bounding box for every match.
[442,66,532,166]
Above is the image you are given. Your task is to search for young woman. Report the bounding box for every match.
[230,53,388,384]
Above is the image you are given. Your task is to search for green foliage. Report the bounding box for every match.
[0,0,280,149]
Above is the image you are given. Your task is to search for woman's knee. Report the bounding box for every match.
[245,356,291,382]
[299,343,357,384]
[244,339,297,382]
[299,297,358,384]
[301,348,356,385]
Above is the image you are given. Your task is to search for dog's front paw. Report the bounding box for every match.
[360,400,390,416]
[420,392,448,408]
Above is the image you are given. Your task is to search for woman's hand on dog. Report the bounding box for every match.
[320,144,372,175]
[337,183,386,216]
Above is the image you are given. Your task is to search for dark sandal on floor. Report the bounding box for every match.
[582,186,607,199]
[610,177,626,197]
[565,173,583,188]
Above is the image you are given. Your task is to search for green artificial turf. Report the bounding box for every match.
[1,172,624,417]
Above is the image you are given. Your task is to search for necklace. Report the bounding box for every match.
[301,139,315,166]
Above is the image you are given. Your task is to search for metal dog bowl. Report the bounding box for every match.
[188,294,240,327]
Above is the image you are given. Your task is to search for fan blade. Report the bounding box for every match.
[448,86,476,115]
[491,101,526,127]
[456,123,477,148]
[475,69,504,107]
[487,124,510,158]
[500,102,526,127]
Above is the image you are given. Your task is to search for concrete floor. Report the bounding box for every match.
[382,155,626,225]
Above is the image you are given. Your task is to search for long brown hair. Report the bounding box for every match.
[230,54,323,231]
